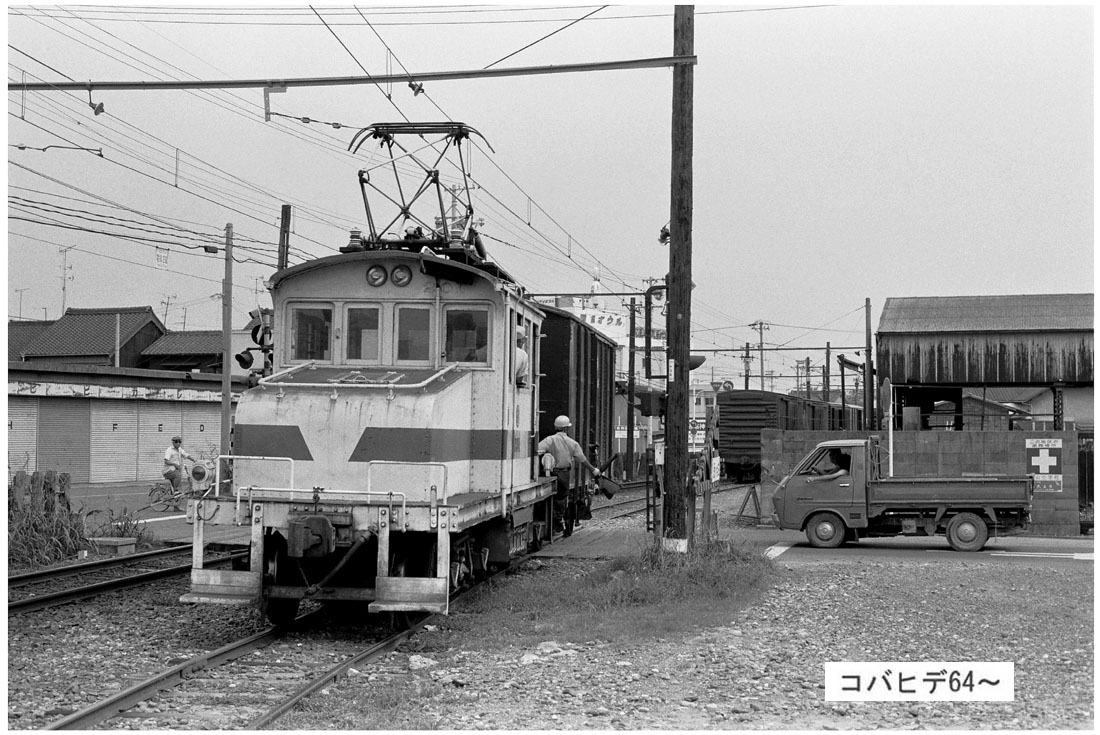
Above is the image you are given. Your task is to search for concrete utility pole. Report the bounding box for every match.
[742,343,752,389]
[663,5,694,549]
[626,298,637,481]
[864,298,874,430]
[751,321,769,390]
[58,246,74,314]
[221,224,234,463]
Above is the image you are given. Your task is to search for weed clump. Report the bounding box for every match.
[86,506,156,550]
[7,501,91,567]
[449,538,778,647]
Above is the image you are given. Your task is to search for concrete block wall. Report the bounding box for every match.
[761,429,1082,536]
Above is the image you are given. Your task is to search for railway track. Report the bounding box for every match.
[40,562,514,729]
[8,547,246,613]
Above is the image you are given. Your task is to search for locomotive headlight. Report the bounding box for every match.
[366,265,388,287]
[391,265,412,287]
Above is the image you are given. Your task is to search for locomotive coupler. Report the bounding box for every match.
[303,533,371,598]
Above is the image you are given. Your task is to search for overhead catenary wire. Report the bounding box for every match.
[9,5,833,27]
[8,7,752,362]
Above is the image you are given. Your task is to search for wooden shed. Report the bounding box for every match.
[877,294,1093,387]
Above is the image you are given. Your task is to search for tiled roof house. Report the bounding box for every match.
[8,320,54,361]
[16,306,166,368]
[142,330,226,372]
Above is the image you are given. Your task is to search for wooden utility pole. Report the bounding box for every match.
[277,205,292,271]
[663,5,694,549]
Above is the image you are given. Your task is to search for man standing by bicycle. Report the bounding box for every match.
[163,436,193,492]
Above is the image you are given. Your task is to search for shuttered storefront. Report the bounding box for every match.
[182,403,223,460]
[90,400,139,483]
[8,396,39,481]
[37,398,92,483]
[138,401,183,482]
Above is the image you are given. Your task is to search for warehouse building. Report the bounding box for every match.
[8,306,254,486]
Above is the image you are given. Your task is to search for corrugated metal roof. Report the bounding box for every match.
[143,331,223,355]
[8,320,55,360]
[878,294,1093,333]
[21,307,164,357]
[965,386,1049,404]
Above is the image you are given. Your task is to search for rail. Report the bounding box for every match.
[9,552,244,614]
[8,545,192,587]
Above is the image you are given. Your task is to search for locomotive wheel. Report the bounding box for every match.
[946,512,989,552]
[805,512,846,548]
[264,538,300,626]
[266,598,300,627]
[384,540,437,631]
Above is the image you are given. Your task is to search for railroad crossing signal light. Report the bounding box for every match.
[635,390,667,417]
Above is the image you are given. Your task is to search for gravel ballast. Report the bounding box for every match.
[285,555,1092,730]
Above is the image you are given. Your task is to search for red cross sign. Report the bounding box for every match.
[1025,439,1063,492]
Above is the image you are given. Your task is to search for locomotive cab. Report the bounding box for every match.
[182,122,614,625]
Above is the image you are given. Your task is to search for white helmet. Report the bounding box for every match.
[554,415,572,430]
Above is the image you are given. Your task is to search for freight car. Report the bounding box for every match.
[180,123,614,624]
[715,389,862,482]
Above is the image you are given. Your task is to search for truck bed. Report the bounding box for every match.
[868,476,1032,508]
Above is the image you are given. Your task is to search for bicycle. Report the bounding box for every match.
[148,459,213,512]
[148,476,191,512]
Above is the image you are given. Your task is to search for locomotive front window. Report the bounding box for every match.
[346,307,381,361]
[290,307,332,361]
[445,308,490,363]
[396,306,431,362]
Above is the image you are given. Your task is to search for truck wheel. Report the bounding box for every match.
[946,512,989,552]
[805,512,846,548]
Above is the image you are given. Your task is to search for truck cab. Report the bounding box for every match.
[772,439,870,545]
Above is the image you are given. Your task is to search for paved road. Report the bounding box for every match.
[733,526,1094,569]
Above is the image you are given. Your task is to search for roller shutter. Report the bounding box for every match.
[37,398,91,483]
[7,396,39,481]
[183,403,222,460]
[138,401,183,481]
[90,400,139,483]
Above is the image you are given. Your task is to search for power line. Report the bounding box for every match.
[484,5,608,69]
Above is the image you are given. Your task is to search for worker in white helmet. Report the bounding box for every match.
[538,415,600,537]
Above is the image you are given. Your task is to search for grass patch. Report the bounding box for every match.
[7,503,91,567]
[7,504,158,568]
[85,506,157,550]
[443,537,779,649]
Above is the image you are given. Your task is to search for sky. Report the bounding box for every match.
[5,2,1095,393]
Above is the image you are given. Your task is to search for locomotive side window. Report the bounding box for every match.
[290,306,332,361]
[346,306,381,361]
[395,306,431,362]
[445,308,490,363]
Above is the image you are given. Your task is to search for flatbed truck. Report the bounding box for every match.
[770,438,1033,551]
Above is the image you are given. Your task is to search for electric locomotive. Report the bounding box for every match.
[181,123,615,624]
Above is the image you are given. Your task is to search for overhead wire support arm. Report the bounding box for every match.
[9,56,698,92]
